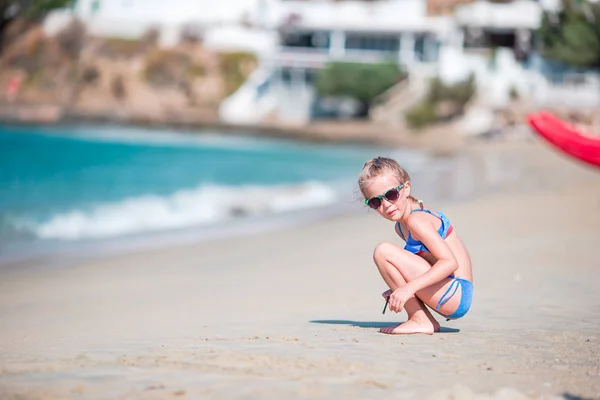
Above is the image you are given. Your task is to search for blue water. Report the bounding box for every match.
[0,124,417,251]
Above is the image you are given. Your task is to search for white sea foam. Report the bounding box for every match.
[33,181,341,240]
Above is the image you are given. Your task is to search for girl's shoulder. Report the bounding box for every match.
[406,209,440,226]
[406,208,449,236]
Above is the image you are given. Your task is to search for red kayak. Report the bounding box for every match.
[527,111,600,168]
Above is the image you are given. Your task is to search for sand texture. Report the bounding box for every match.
[0,142,599,400]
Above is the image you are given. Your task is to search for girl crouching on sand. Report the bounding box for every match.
[359,157,473,335]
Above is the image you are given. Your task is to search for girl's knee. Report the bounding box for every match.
[373,242,415,268]
[373,242,399,263]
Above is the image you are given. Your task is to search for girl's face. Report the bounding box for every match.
[362,174,410,222]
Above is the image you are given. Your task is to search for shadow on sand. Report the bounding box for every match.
[310,320,460,333]
[562,394,597,400]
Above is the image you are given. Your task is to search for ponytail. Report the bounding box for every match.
[407,195,423,209]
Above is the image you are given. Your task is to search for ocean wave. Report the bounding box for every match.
[32,181,340,240]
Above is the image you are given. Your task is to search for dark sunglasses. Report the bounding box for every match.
[364,184,405,209]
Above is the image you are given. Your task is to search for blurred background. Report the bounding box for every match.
[0,0,598,262]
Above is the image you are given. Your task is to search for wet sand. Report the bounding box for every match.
[0,141,599,400]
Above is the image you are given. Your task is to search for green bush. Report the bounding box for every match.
[449,74,476,107]
[538,0,600,68]
[509,86,519,101]
[426,74,475,107]
[404,102,438,129]
[316,61,405,110]
[405,74,476,129]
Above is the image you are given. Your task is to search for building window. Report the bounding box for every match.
[281,31,330,49]
[345,34,399,52]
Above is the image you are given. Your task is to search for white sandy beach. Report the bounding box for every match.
[0,141,599,400]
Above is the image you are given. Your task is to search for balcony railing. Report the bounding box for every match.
[265,46,416,68]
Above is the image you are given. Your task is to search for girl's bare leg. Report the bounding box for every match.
[374,244,440,334]
[374,242,461,334]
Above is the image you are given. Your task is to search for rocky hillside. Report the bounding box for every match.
[0,20,257,125]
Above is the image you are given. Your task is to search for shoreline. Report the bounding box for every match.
[1,140,523,272]
[0,105,467,151]
[0,119,470,272]
[0,200,361,274]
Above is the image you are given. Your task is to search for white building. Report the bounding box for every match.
[43,0,600,126]
[221,0,462,125]
[45,0,282,51]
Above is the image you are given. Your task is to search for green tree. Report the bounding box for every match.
[538,0,600,68]
[0,0,72,52]
[315,61,404,114]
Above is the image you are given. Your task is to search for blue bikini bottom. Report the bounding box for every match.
[435,275,473,320]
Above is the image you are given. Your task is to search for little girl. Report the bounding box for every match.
[358,157,473,335]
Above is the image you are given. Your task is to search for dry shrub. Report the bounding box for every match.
[97,27,160,59]
[1,18,37,50]
[143,49,204,88]
[219,51,257,96]
[180,23,204,45]
[3,28,63,75]
[111,75,127,100]
[139,27,160,50]
[80,65,100,86]
[98,37,143,59]
[56,19,86,58]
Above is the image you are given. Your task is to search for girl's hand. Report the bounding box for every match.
[381,289,392,299]
[389,286,415,313]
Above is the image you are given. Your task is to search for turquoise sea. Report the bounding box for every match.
[0,124,431,262]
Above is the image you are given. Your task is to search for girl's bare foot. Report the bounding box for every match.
[380,315,439,335]
[417,298,441,332]
[424,310,441,333]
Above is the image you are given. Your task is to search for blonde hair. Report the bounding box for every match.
[358,156,419,203]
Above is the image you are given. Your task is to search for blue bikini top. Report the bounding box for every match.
[396,208,454,255]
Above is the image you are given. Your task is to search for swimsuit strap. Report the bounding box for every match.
[399,203,451,243]
[403,207,434,242]
[410,209,434,216]
[409,208,451,236]
[409,207,437,217]
[398,201,424,239]
[436,277,461,311]
[395,222,405,241]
